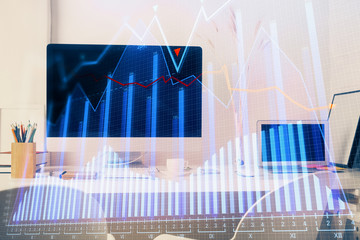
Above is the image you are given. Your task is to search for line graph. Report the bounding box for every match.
[229,86,333,112]
[113,1,331,117]
[78,73,202,88]
[79,65,333,112]
[52,22,328,115]
[120,0,233,73]
[49,0,331,117]
[77,65,335,112]
[47,0,333,139]
[106,75,198,88]
[203,64,334,112]
[47,45,203,137]
[108,20,332,113]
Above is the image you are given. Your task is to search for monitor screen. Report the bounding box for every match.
[348,116,360,168]
[261,123,326,162]
[47,44,202,138]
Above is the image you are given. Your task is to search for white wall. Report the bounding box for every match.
[0,0,49,151]
[0,0,49,107]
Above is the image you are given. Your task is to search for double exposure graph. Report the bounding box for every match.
[4,147,356,239]
[47,44,202,137]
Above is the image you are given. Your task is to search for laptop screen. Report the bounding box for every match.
[261,123,326,163]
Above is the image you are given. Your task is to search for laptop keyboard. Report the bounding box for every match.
[262,165,317,173]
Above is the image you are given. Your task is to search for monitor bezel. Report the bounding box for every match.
[46,43,204,166]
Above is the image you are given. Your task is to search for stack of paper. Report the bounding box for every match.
[0,152,49,174]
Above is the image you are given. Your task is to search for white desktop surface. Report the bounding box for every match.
[1,165,359,193]
[1,166,360,240]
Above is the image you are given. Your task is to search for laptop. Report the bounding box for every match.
[257,120,329,173]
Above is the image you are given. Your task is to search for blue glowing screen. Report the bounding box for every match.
[47,44,202,137]
[261,123,325,162]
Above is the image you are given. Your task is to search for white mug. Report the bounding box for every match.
[166,158,188,174]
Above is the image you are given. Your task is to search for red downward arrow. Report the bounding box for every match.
[174,48,181,57]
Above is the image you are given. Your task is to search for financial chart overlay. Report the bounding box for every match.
[0,154,359,240]
[46,44,202,137]
[4,0,360,238]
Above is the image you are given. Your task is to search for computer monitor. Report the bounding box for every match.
[46,44,203,165]
[347,116,360,168]
[257,120,329,167]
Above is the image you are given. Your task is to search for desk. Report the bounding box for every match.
[0,166,359,239]
[0,164,342,192]
[1,165,359,192]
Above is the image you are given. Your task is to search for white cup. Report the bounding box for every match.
[166,158,188,175]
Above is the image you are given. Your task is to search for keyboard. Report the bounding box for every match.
[262,165,317,173]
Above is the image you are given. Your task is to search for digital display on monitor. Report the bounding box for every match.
[348,116,360,168]
[47,44,202,137]
[261,124,325,162]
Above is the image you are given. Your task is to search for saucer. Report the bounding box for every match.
[157,167,192,177]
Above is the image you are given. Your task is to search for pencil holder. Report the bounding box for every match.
[11,143,36,178]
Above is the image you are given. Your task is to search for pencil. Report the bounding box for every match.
[29,127,37,143]
[11,128,18,142]
[16,125,21,142]
[22,124,25,142]
[25,125,32,143]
